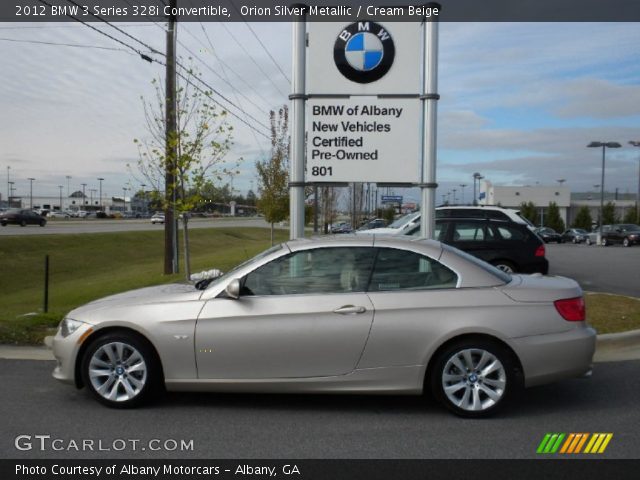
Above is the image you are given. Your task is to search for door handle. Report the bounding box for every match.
[333,305,367,315]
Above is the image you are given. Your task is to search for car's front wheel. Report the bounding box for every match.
[431,340,517,418]
[81,332,161,408]
[623,238,630,247]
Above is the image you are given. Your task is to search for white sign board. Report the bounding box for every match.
[306,98,421,183]
[307,20,422,95]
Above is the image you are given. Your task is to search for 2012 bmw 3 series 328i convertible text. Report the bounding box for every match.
[52,236,595,417]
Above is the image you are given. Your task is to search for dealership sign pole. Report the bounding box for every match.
[293,5,440,239]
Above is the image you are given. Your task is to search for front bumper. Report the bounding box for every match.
[512,326,597,388]
[51,322,94,386]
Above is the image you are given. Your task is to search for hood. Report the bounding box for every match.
[67,283,202,317]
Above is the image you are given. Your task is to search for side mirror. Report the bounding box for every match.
[225,278,241,299]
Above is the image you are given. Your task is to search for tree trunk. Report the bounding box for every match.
[182,215,191,281]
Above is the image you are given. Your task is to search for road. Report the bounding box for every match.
[0,217,275,236]
[1,359,638,459]
[545,243,640,297]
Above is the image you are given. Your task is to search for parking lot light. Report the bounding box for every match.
[629,141,640,224]
[587,141,622,245]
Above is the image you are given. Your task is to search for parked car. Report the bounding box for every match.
[357,218,387,231]
[52,236,594,417]
[47,211,70,219]
[358,211,421,235]
[561,228,589,244]
[436,206,536,230]
[0,208,46,227]
[534,227,563,244]
[585,225,612,245]
[421,219,549,274]
[359,206,535,235]
[601,224,640,247]
[150,213,165,224]
[330,222,352,234]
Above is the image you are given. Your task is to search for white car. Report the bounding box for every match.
[150,213,165,224]
[47,211,70,219]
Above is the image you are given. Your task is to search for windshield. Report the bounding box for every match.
[388,212,420,229]
[204,244,284,291]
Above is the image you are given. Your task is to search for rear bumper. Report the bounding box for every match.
[512,326,596,387]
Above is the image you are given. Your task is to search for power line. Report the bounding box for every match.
[0,37,136,53]
[219,22,288,98]
[227,2,291,85]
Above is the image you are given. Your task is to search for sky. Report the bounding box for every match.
[1,19,639,206]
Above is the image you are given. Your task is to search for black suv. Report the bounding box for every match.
[601,224,640,247]
[409,218,548,274]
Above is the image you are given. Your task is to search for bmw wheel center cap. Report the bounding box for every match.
[334,21,395,84]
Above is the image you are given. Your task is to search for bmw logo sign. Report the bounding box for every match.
[334,21,395,84]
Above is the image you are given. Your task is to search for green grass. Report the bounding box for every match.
[585,293,640,334]
[0,227,287,344]
[1,229,639,344]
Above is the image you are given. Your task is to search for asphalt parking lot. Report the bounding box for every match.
[545,243,640,297]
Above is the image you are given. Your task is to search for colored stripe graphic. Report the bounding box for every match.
[538,433,613,454]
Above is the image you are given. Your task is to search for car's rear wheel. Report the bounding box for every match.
[491,260,516,273]
[431,340,517,418]
[81,332,161,408]
[602,237,608,246]
[20,220,26,227]
[586,237,592,245]
[39,220,46,227]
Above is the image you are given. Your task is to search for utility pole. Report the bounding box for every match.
[164,0,178,274]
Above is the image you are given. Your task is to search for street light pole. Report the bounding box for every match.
[66,176,71,196]
[97,177,104,212]
[630,141,640,224]
[8,181,14,207]
[58,185,63,211]
[587,141,621,244]
[459,184,467,205]
[28,178,35,209]
[81,183,87,210]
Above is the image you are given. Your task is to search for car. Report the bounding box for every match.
[358,218,387,231]
[51,236,595,417]
[561,228,589,244]
[601,224,640,247]
[359,207,535,235]
[534,227,563,244]
[330,221,352,234]
[47,211,70,219]
[0,208,46,227]
[408,218,548,274]
[358,211,421,235]
[585,225,611,246]
[150,213,165,224]
[436,206,536,230]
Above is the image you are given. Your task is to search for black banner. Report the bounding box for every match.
[3,459,640,480]
[3,0,640,22]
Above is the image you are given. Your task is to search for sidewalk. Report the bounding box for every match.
[1,330,639,362]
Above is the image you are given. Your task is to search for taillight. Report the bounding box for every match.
[535,244,546,257]
[554,297,586,322]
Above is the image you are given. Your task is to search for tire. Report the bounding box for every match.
[586,237,592,245]
[623,238,630,247]
[1,222,6,227]
[491,260,516,273]
[430,339,517,418]
[601,237,608,246]
[81,332,161,408]
[20,220,26,227]
[40,220,46,227]
[572,238,577,244]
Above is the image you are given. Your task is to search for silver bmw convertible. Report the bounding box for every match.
[52,236,595,417]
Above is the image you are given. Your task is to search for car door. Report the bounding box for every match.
[195,247,375,379]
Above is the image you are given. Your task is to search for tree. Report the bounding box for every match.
[546,202,565,232]
[572,206,593,230]
[602,201,618,225]
[257,106,289,245]
[623,205,638,224]
[246,189,257,207]
[132,68,240,278]
[519,201,538,226]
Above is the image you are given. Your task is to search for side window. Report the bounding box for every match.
[451,222,488,242]
[369,248,458,291]
[408,222,445,240]
[487,210,509,221]
[242,247,374,296]
[494,225,525,241]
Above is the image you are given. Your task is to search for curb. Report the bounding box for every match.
[595,328,640,349]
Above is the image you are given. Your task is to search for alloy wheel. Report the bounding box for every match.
[88,342,148,402]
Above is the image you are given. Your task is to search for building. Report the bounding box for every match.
[479,180,570,226]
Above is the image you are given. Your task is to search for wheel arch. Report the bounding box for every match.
[422,333,524,394]
[74,326,165,389]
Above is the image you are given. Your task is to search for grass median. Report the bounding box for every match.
[0,227,287,344]
[1,230,638,344]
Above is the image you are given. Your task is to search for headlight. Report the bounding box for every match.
[59,318,85,338]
